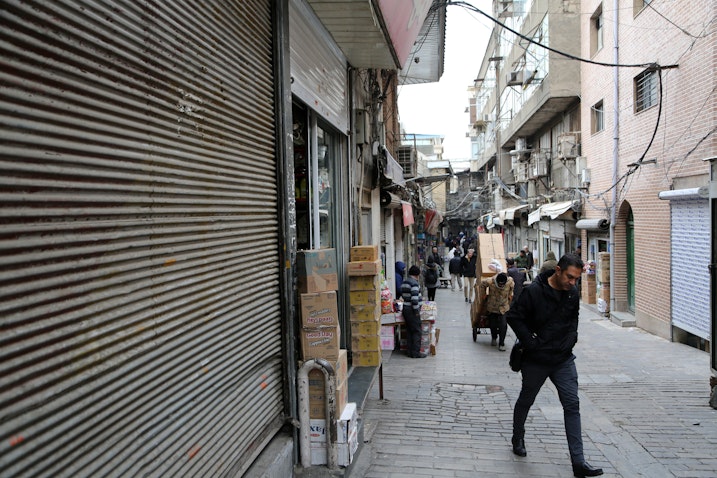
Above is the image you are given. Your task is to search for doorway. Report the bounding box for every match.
[627,208,635,311]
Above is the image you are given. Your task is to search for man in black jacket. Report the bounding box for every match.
[506,254,603,478]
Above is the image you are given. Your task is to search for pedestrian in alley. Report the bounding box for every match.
[506,257,527,303]
[423,257,441,301]
[401,265,427,359]
[448,250,463,291]
[461,248,477,303]
[395,261,405,298]
[539,250,558,274]
[506,253,603,478]
[478,271,514,351]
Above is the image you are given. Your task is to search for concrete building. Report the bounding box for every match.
[467,0,583,262]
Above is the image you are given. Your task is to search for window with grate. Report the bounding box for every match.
[634,69,657,113]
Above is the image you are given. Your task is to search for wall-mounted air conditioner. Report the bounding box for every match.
[514,162,529,182]
[557,133,580,159]
[529,152,549,178]
[506,69,525,86]
[486,171,495,182]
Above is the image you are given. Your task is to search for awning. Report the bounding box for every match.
[658,187,708,201]
[499,204,528,222]
[576,218,609,231]
[528,201,576,225]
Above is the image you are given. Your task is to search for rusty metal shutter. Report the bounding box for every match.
[0,1,283,477]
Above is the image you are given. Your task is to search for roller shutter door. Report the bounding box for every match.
[670,198,710,339]
[0,1,283,477]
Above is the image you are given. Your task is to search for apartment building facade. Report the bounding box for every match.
[580,0,716,345]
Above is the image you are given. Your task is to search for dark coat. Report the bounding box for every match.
[506,266,527,301]
[461,254,477,278]
[506,270,580,366]
[448,255,463,274]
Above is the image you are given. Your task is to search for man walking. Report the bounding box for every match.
[506,254,603,477]
[478,272,513,351]
[401,265,427,358]
[461,248,477,303]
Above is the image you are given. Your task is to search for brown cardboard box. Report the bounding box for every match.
[349,303,381,321]
[599,284,610,302]
[347,259,382,276]
[476,233,506,277]
[351,334,380,351]
[308,370,348,419]
[349,289,381,306]
[301,325,340,361]
[352,347,382,367]
[300,291,339,327]
[349,245,379,262]
[350,319,381,335]
[297,249,339,293]
[349,275,381,291]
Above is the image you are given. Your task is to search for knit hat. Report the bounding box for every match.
[495,272,508,287]
[408,265,421,276]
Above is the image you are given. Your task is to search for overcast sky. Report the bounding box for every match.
[397,1,493,160]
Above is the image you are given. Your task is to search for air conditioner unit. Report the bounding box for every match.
[581,168,591,185]
[557,133,580,159]
[506,69,525,86]
[529,152,549,178]
[514,162,529,182]
[486,171,495,182]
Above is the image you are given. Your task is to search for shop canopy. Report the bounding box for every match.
[498,204,529,223]
[527,201,577,225]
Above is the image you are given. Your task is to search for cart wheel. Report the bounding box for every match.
[472,326,478,342]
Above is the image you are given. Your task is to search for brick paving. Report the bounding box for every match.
[349,286,717,477]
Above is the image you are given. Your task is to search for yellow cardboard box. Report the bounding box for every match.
[349,245,379,262]
[347,259,382,276]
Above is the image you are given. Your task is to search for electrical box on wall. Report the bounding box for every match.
[354,109,369,144]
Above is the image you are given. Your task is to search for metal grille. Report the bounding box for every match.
[635,69,657,112]
[0,1,283,476]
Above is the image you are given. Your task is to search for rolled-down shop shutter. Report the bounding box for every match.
[0,1,283,477]
[670,198,710,339]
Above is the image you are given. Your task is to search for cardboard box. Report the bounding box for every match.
[349,274,381,291]
[297,249,339,293]
[351,319,380,336]
[351,334,380,351]
[347,259,382,276]
[310,427,359,466]
[309,403,358,443]
[300,291,339,327]
[349,245,379,262]
[598,284,610,302]
[301,325,340,361]
[349,289,381,306]
[349,303,380,321]
[352,347,382,367]
[380,335,396,350]
[476,233,506,277]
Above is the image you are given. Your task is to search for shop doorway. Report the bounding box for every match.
[627,208,635,311]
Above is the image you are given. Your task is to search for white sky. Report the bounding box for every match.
[397,1,493,160]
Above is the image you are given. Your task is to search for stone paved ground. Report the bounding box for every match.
[349,285,717,477]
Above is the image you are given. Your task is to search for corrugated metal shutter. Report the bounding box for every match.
[671,198,710,339]
[0,1,283,477]
[289,0,348,133]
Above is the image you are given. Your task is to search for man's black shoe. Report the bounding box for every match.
[414,353,428,358]
[572,462,603,477]
[511,437,526,457]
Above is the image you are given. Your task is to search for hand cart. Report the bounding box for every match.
[471,314,490,342]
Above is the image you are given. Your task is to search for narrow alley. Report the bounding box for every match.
[350,286,717,477]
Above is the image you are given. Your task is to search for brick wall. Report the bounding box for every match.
[580,0,716,338]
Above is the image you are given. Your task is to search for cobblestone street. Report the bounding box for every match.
[350,286,717,477]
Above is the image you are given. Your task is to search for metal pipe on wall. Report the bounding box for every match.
[610,0,619,314]
[297,358,337,469]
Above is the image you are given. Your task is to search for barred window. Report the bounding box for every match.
[634,69,657,113]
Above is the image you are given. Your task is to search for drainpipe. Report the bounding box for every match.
[297,358,337,469]
[609,0,619,315]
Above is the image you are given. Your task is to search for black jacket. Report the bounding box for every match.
[461,254,477,278]
[506,270,579,365]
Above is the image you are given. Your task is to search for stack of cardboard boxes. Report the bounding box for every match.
[597,252,610,313]
[297,249,356,466]
[582,260,597,304]
[348,245,383,367]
